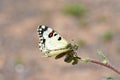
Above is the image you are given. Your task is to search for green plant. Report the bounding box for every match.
[101,31,114,42]
[107,77,116,80]
[62,4,87,17]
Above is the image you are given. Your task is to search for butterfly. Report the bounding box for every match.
[37,25,79,60]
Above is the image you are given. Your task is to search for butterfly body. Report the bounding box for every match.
[37,25,78,58]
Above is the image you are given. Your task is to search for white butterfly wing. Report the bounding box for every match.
[37,25,72,57]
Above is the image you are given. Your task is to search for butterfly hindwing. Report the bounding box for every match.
[37,25,72,57]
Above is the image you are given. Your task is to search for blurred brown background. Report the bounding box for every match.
[0,0,120,80]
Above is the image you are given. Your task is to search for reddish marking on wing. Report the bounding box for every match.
[48,31,54,38]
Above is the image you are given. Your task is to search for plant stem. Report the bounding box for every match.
[74,52,120,74]
[89,59,120,74]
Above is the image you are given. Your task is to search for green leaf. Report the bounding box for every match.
[101,31,113,43]
[97,49,105,59]
[63,4,87,17]
[106,77,116,80]
[97,49,108,64]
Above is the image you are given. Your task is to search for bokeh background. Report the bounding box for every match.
[0,0,120,80]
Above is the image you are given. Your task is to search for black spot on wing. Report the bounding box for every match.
[38,25,42,28]
[38,46,41,48]
[58,37,62,41]
[37,25,48,36]
[54,33,57,36]
[42,39,46,44]
[44,26,48,31]
[40,30,44,34]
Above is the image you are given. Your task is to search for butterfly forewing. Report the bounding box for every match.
[37,25,73,57]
